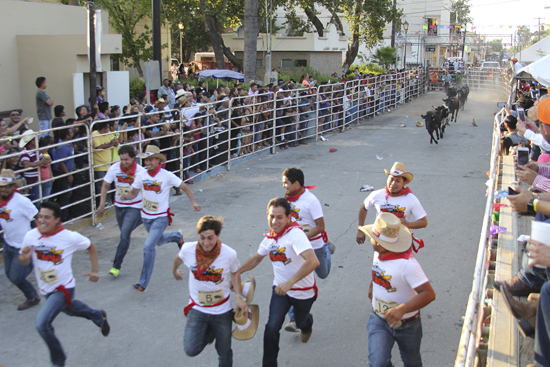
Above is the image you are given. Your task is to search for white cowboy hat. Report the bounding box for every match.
[0,169,21,187]
[19,129,37,148]
[240,274,256,304]
[137,145,166,163]
[358,212,412,253]
[384,162,413,184]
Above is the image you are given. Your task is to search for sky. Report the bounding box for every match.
[470,0,549,37]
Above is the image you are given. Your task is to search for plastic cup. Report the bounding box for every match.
[529,221,550,268]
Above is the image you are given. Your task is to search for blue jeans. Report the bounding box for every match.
[36,287,105,365]
[518,212,550,289]
[39,119,51,138]
[94,171,107,207]
[535,275,550,367]
[3,243,38,301]
[113,206,143,270]
[288,243,331,321]
[41,180,53,202]
[27,183,40,207]
[184,308,233,367]
[138,216,182,288]
[263,287,315,367]
[55,175,72,222]
[367,312,423,367]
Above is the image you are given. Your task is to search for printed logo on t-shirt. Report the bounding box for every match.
[268,245,292,265]
[372,265,396,293]
[35,246,64,265]
[191,265,223,284]
[143,179,162,194]
[380,204,405,218]
[0,208,13,222]
[290,205,301,221]
[116,173,135,184]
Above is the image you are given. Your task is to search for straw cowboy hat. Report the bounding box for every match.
[232,304,259,340]
[358,212,412,253]
[19,129,37,148]
[384,162,413,183]
[137,145,166,163]
[416,120,424,127]
[0,169,22,187]
[239,274,256,304]
[175,90,193,105]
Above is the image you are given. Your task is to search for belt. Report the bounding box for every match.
[289,280,318,302]
[310,231,328,243]
[400,312,420,326]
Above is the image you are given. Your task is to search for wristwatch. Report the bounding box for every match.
[527,198,539,215]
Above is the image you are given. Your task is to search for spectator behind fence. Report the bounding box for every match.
[35,77,53,138]
[54,127,75,221]
[52,105,66,143]
[92,121,119,206]
[8,110,29,137]
[38,136,55,203]
[19,130,50,205]
[97,102,110,120]
[74,125,89,169]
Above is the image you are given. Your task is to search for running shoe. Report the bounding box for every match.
[109,268,119,277]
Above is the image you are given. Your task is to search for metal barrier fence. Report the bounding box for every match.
[455,107,506,366]
[0,69,429,227]
[427,67,512,96]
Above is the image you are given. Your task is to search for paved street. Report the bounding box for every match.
[0,89,505,367]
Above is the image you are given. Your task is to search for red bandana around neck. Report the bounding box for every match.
[378,248,412,261]
[148,164,162,178]
[0,189,20,207]
[284,185,317,202]
[265,221,301,242]
[196,240,221,275]
[38,224,65,239]
[385,186,412,200]
[121,161,137,176]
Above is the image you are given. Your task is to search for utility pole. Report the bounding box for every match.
[88,0,97,115]
[152,0,162,79]
[390,0,397,48]
[535,17,545,42]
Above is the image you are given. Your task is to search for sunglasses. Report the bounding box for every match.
[10,114,20,117]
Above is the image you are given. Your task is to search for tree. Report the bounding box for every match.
[517,25,532,49]
[243,0,259,82]
[450,0,472,25]
[371,46,397,70]
[340,0,401,75]
[96,0,154,78]
[487,39,503,52]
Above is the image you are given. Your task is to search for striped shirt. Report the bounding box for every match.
[19,149,40,183]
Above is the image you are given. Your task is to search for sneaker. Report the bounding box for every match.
[18,297,40,311]
[178,230,184,249]
[100,310,110,337]
[284,321,300,332]
[109,268,120,277]
[133,284,146,292]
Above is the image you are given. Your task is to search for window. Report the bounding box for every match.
[281,59,308,67]
[427,18,438,36]
[256,59,262,67]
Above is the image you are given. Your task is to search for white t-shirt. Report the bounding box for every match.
[0,193,38,249]
[132,168,182,219]
[364,188,427,222]
[23,228,91,295]
[371,252,429,319]
[258,227,315,300]
[103,161,146,209]
[178,241,239,315]
[288,190,324,249]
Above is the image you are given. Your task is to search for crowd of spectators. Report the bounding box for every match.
[0,69,427,225]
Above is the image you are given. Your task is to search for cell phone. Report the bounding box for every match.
[517,107,526,122]
[497,102,506,108]
[508,186,519,195]
[517,147,529,166]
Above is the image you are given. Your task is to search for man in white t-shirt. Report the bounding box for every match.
[358,212,435,367]
[281,167,332,333]
[356,162,427,245]
[97,145,147,277]
[120,145,201,292]
[19,202,110,367]
[236,198,320,366]
[0,169,40,310]
[172,215,247,367]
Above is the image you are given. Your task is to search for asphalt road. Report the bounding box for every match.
[0,89,505,367]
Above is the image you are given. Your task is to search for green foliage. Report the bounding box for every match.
[487,39,504,52]
[371,46,397,70]
[348,63,387,76]
[283,7,312,36]
[277,66,333,84]
[129,76,145,100]
[450,0,472,25]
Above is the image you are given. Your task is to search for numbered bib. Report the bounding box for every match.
[116,185,131,197]
[302,224,311,233]
[374,297,402,328]
[39,268,58,284]
[143,198,159,212]
[198,289,225,306]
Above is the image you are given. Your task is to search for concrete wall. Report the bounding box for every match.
[1,0,121,126]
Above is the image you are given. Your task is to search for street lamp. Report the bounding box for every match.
[403,21,409,69]
[178,23,184,65]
